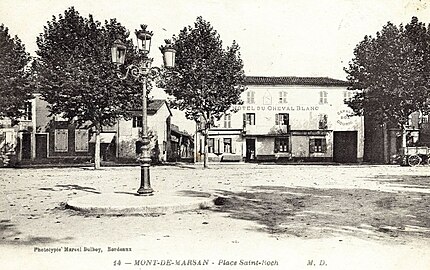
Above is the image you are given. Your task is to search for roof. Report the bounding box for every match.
[245,76,349,87]
[132,99,172,116]
[147,99,166,113]
[170,123,193,138]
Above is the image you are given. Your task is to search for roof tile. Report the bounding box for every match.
[245,76,349,86]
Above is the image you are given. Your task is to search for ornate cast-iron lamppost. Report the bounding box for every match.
[111,25,176,195]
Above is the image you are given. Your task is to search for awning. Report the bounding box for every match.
[89,133,116,143]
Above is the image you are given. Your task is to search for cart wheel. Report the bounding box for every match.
[426,156,430,166]
[408,155,422,166]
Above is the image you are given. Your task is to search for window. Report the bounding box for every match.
[247,91,255,104]
[22,102,32,121]
[54,129,68,152]
[224,114,231,128]
[319,91,328,104]
[279,91,288,103]
[132,116,142,128]
[275,137,289,153]
[75,129,89,152]
[223,138,232,153]
[344,91,353,100]
[318,114,328,129]
[243,113,255,125]
[275,113,289,125]
[309,138,327,153]
[208,138,214,153]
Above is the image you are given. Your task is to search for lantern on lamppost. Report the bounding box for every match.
[111,39,127,65]
[111,25,176,196]
[160,39,176,68]
[135,24,153,54]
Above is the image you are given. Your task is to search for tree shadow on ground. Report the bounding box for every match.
[176,190,212,198]
[0,219,72,246]
[114,191,139,195]
[38,184,100,194]
[373,174,430,189]
[212,185,430,242]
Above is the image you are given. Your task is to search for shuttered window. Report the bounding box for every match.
[75,129,89,152]
[132,116,143,128]
[319,91,328,104]
[275,137,289,153]
[275,113,289,125]
[279,91,288,103]
[247,91,255,104]
[243,113,255,126]
[22,102,32,121]
[208,138,215,153]
[224,114,231,128]
[309,138,327,153]
[223,138,232,153]
[318,114,328,129]
[54,129,68,152]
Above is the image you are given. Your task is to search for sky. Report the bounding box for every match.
[1,0,430,81]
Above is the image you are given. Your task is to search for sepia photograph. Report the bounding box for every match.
[1,0,430,269]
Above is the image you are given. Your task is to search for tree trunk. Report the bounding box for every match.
[203,130,209,168]
[401,124,407,148]
[94,127,101,170]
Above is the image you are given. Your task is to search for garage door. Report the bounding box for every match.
[333,131,357,163]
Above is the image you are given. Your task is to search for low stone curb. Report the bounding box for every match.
[65,192,214,216]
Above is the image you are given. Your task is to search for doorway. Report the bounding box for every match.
[333,131,357,163]
[36,133,48,159]
[21,133,31,160]
[245,138,256,162]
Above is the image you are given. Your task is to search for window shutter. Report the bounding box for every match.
[75,129,89,152]
[274,138,280,153]
[322,138,327,152]
[55,129,68,152]
[243,113,247,127]
[275,114,279,125]
[309,139,315,153]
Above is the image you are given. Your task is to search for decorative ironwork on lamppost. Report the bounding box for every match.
[111,24,176,195]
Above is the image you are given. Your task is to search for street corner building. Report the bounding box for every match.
[195,76,364,163]
[0,96,193,166]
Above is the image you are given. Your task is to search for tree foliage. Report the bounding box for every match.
[345,17,430,127]
[0,24,32,120]
[161,16,246,125]
[35,7,142,129]
[35,7,144,169]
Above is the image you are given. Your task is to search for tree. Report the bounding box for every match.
[345,18,430,149]
[0,24,32,121]
[35,7,141,169]
[161,17,246,167]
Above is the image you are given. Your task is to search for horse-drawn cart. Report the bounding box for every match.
[400,146,430,166]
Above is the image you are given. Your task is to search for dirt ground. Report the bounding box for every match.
[0,164,429,270]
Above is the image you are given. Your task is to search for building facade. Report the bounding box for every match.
[195,76,364,163]
[116,99,172,163]
[1,95,190,165]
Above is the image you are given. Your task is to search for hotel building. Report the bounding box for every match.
[195,76,364,163]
